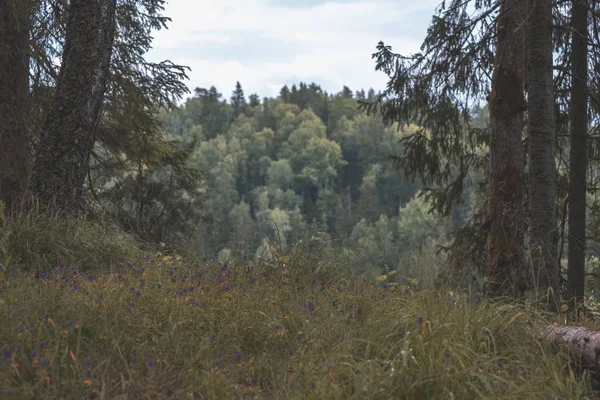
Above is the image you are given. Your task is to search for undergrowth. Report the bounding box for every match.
[0,209,599,399]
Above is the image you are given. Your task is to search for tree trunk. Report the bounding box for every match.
[567,0,589,314]
[539,324,600,379]
[527,0,559,310]
[484,0,528,296]
[0,0,31,213]
[31,0,117,213]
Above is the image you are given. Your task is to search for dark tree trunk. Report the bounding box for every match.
[567,0,589,314]
[31,0,117,213]
[484,0,528,296]
[0,0,31,213]
[527,0,559,310]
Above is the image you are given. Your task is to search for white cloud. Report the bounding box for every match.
[146,0,440,98]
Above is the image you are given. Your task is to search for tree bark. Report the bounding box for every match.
[484,0,528,296]
[527,0,559,310]
[31,0,117,213]
[0,0,31,213]
[540,324,600,379]
[567,0,589,314]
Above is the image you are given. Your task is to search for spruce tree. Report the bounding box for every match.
[231,81,248,116]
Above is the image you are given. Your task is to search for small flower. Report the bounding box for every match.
[147,359,155,368]
[235,353,243,363]
[3,349,12,360]
[417,316,424,325]
[209,334,217,345]
[306,301,315,313]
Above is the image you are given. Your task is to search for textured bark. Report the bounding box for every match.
[567,0,589,312]
[527,0,559,309]
[540,325,600,379]
[484,0,528,296]
[31,0,117,213]
[0,0,31,212]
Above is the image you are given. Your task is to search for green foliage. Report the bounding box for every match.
[88,135,205,245]
[158,82,453,260]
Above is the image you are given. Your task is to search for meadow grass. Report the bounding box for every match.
[1,212,599,399]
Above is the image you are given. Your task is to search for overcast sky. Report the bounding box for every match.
[146,0,441,99]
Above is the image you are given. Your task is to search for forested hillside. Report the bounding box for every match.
[90,82,486,278]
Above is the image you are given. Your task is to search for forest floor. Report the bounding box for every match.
[1,211,600,399]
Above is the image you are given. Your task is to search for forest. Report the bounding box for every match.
[3,0,600,398]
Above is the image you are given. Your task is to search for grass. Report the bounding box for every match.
[0,201,144,276]
[0,211,599,399]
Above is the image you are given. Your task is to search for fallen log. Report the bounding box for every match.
[539,324,600,379]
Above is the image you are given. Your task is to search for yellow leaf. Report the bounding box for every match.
[388,270,398,275]
[160,242,166,248]
[376,275,388,281]
[560,304,569,313]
